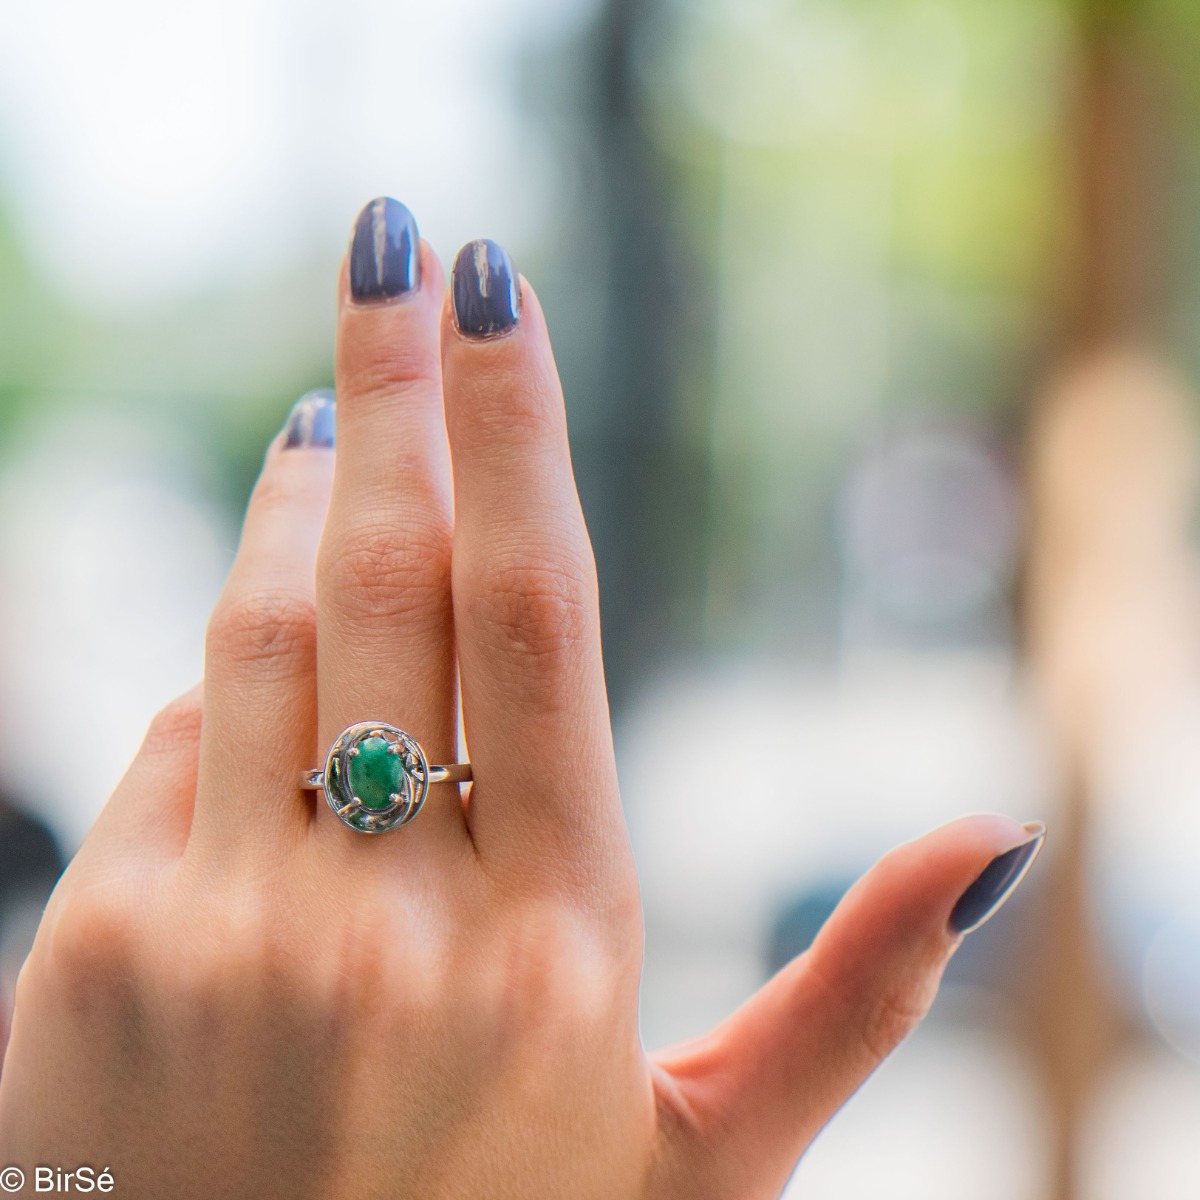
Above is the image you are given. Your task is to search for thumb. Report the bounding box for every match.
[648,815,1046,1200]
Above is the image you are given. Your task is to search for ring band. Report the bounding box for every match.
[300,720,472,834]
[299,763,473,789]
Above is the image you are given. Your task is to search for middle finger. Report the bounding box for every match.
[315,197,465,854]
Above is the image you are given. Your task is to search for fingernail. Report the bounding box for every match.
[949,821,1046,935]
[283,389,336,449]
[348,197,420,302]
[451,239,520,338]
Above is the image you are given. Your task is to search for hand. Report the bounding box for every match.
[0,198,1044,1199]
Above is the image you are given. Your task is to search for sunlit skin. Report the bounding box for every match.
[0,228,1037,1199]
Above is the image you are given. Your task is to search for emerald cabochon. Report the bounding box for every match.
[347,735,408,810]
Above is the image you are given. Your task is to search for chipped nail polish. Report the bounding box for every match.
[451,239,520,338]
[283,389,336,449]
[348,197,420,302]
[950,822,1046,935]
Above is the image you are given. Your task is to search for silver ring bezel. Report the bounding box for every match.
[323,721,429,834]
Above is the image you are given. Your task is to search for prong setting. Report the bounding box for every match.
[321,721,430,834]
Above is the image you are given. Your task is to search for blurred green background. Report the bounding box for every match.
[8,0,1200,1196]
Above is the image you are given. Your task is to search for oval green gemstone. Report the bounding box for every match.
[347,736,406,810]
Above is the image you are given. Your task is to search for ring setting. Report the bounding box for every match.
[301,721,471,834]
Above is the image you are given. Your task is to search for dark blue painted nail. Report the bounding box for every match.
[283,389,336,449]
[348,197,420,302]
[451,239,520,338]
[949,822,1046,934]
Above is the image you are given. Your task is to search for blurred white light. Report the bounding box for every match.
[1090,694,1200,1008]
[786,1023,1048,1200]
[0,0,601,308]
[842,429,1018,628]
[58,481,224,663]
[1143,907,1200,1066]
[1082,1049,1200,1199]
[623,654,1051,949]
[0,411,229,848]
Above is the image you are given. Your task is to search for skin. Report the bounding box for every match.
[0,233,1038,1199]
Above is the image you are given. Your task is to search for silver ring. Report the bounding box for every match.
[300,721,472,834]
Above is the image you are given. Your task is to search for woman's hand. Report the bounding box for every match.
[0,198,1043,1200]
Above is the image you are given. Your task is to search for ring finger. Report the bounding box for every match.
[314,198,465,856]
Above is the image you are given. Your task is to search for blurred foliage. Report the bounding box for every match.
[4,0,1200,672]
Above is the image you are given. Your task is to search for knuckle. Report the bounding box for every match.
[320,521,450,627]
[11,950,40,1015]
[141,692,203,758]
[464,546,596,673]
[47,887,142,994]
[157,888,304,1008]
[183,918,271,997]
[328,905,424,1012]
[472,390,560,449]
[453,362,563,449]
[247,470,305,519]
[344,346,440,411]
[858,964,942,1062]
[481,905,619,1050]
[207,588,317,672]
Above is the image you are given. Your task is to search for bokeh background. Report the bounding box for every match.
[4,0,1200,1195]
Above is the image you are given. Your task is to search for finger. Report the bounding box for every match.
[441,241,629,892]
[189,392,335,863]
[316,198,465,852]
[649,815,1047,1200]
[59,682,204,875]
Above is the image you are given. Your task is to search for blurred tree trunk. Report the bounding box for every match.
[1024,7,1193,1198]
[563,0,714,710]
